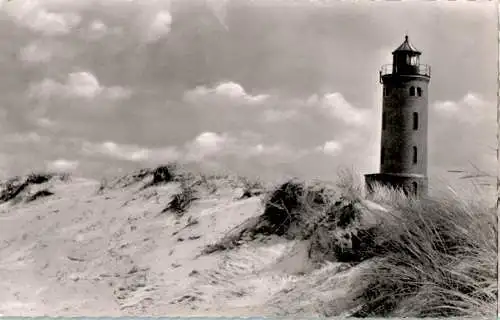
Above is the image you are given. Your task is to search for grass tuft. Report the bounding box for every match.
[161,181,199,216]
[199,169,496,317]
[26,189,55,202]
[0,172,56,204]
[343,183,497,317]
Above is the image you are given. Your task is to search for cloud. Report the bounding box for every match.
[181,82,374,171]
[29,11,80,36]
[429,92,495,175]
[29,71,132,101]
[81,141,180,163]
[4,0,81,36]
[4,0,173,41]
[81,19,124,40]
[60,72,102,98]
[3,132,47,144]
[46,159,79,172]
[76,130,309,173]
[85,20,110,39]
[185,131,229,161]
[307,92,370,126]
[145,10,172,43]
[261,109,298,123]
[194,132,226,150]
[0,1,493,187]
[320,140,343,156]
[184,81,270,105]
[83,141,149,162]
[246,143,301,159]
[183,131,309,165]
[434,100,459,113]
[18,41,53,63]
[36,117,57,129]
[433,92,491,124]
[18,39,76,65]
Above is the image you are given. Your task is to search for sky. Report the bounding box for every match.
[0,0,496,191]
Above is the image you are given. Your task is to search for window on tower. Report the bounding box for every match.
[417,87,422,97]
[382,112,387,130]
[412,146,418,164]
[384,87,391,97]
[410,56,419,66]
[412,182,418,196]
[413,112,418,130]
[409,87,416,96]
[381,147,385,165]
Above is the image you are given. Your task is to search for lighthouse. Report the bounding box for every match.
[365,35,431,197]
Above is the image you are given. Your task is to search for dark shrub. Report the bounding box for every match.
[26,173,53,185]
[26,189,54,202]
[162,183,198,216]
[0,178,28,203]
[151,165,175,185]
[259,180,305,236]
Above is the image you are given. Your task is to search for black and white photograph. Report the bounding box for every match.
[0,0,497,317]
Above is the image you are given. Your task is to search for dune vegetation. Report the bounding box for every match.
[0,164,496,317]
[197,167,498,317]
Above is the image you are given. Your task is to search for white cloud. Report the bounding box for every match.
[462,92,485,108]
[81,134,229,165]
[66,72,102,98]
[4,0,175,41]
[84,141,148,162]
[429,92,495,176]
[46,159,79,172]
[83,20,124,40]
[4,0,81,36]
[184,131,308,164]
[249,143,265,155]
[85,20,110,39]
[76,130,313,177]
[308,92,369,126]
[194,132,226,150]
[246,143,294,158]
[18,41,53,63]
[434,100,459,113]
[29,10,81,36]
[185,131,229,161]
[213,82,246,98]
[36,117,57,129]
[145,10,172,42]
[433,92,491,124]
[320,140,343,156]
[29,71,132,101]
[184,81,269,105]
[81,141,180,163]
[89,20,106,31]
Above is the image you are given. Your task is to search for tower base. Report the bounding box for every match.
[365,173,428,197]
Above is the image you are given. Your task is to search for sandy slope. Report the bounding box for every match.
[0,175,359,317]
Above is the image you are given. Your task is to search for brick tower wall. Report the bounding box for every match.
[380,75,430,177]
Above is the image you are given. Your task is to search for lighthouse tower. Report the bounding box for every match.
[365,35,431,197]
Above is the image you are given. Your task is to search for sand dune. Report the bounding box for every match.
[0,172,359,317]
[1,170,493,318]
